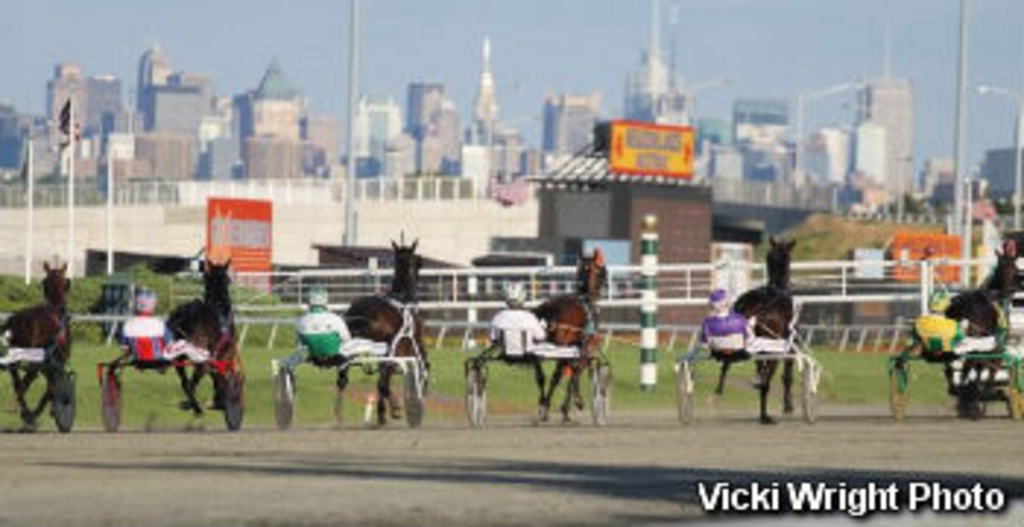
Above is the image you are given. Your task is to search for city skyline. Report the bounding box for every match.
[3,0,1024,171]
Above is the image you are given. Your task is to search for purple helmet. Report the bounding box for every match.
[709,289,730,312]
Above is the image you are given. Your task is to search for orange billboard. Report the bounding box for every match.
[206,198,273,273]
[604,120,695,179]
[890,231,961,283]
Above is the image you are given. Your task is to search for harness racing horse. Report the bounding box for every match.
[533,249,607,422]
[944,240,1019,419]
[728,237,797,425]
[166,259,245,429]
[344,240,428,426]
[1,262,74,431]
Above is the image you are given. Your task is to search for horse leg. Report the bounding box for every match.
[758,361,779,425]
[376,366,402,425]
[781,359,795,415]
[533,360,549,422]
[543,362,566,423]
[9,370,33,422]
[28,369,55,424]
[175,365,204,415]
[570,361,585,412]
[13,369,41,428]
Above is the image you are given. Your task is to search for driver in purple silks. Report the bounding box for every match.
[700,289,753,358]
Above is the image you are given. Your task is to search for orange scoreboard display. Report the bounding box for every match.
[206,198,273,273]
[600,120,695,179]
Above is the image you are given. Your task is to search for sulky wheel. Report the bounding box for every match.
[274,368,296,430]
[50,369,76,434]
[222,370,245,432]
[465,365,487,428]
[676,361,695,425]
[590,362,612,426]
[100,370,121,433]
[889,363,909,422]
[801,362,819,424]
[404,366,425,428]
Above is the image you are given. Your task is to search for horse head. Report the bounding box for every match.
[390,238,422,303]
[41,261,70,309]
[203,258,233,309]
[766,237,796,291]
[576,248,608,302]
[989,240,1020,300]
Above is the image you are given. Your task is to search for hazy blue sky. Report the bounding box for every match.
[3,0,1024,171]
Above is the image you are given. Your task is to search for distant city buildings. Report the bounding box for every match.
[405,82,461,175]
[858,78,914,198]
[542,93,601,156]
[623,0,690,125]
[805,127,850,185]
[354,95,402,177]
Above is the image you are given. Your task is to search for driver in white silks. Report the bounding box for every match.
[489,282,547,356]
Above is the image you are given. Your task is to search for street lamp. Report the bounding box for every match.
[794,80,864,186]
[977,83,1024,231]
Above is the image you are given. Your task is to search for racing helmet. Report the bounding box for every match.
[134,287,158,315]
[504,282,526,308]
[928,291,951,314]
[708,288,730,313]
[308,287,329,309]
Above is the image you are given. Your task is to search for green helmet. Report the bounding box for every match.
[308,287,329,309]
[929,291,951,314]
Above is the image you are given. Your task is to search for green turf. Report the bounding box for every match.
[0,339,955,432]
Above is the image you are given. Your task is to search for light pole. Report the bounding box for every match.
[978,84,1024,231]
[683,78,732,126]
[953,0,970,245]
[343,0,360,246]
[794,80,863,185]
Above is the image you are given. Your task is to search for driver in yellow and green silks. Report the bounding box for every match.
[913,291,966,355]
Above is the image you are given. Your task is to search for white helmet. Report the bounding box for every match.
[504,282,526,308]
[308,287,329,308]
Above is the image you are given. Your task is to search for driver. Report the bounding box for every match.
[279,287,351,371]
[700,289,752,357]
[489,282,546,356]
[120,287,173,362]
[913,291,966,356]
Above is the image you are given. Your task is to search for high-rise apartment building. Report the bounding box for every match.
[858,78,914,197]
[542,93,601,155]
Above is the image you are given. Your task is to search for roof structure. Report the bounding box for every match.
[255,60,298,101]
[531,142,707,190]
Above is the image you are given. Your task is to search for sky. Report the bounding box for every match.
[3,0,1024,173]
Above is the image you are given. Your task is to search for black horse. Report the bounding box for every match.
[944,240,1019,418]
[344,240,428,425]
[725,237,797,425]
[166,259,242,421]
[533,249,607,422]
[1,262,73,430]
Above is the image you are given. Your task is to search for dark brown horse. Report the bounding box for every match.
[945,240,1019,418]
[1,262,72,428]
[533,249,607,422]
[344,240,428,425]
[730,237,797,425]
[166,259,242,417]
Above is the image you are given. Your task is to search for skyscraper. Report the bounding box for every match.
[805,127,850,185]
[46,63,87,140]
[354,95,402,176]
[470,37,499,145]
[623,0,690,125]
[405,82,461,175]
[542,93,602,155]
[405,82,445,140]
[251,61,303,141]
[858,78,914,197]
[136,44,171,130]
[85,75,121,137]
[733,98,789,145]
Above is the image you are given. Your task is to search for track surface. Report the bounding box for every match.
[0,408,1020,526]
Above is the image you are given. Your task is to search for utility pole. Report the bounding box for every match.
[953,0,970,241]
[343,0,359,246]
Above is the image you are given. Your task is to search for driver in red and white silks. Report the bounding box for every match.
[122,288,209,363]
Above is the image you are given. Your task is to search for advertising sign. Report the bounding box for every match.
[206,198,273,273]
[598,120,695,179]
[890,231,961,283]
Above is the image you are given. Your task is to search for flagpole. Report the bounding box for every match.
[24,140,33,285]
[106,149,114,275]
[67,96,75,276]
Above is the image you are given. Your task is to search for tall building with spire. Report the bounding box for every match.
[624,0,689,125]
[470,37,499,145]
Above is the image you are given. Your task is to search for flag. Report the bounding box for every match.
[58,100,71,135]
[18,142,29,184]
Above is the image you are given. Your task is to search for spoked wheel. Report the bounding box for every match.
[465,365,487,428]
[590,362,612,426]
[273,368,296,430]
[51,369,76,433]
[221,370,245,432]
[404,365,425,428]
[676,361,695,425]
[801,361,819,424]
[889,363,908,422]
[100,370,121,433]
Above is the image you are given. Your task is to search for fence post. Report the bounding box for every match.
[639,214,659,391]
[919,259,932,315]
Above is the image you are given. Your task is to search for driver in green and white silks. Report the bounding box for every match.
[279,287,351,371]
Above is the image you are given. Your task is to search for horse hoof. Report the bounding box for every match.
[760,416,777,425]
[783,402,795,415]
[536,407,549,423]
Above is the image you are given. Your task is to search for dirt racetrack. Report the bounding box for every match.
[0,407,1020,527]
